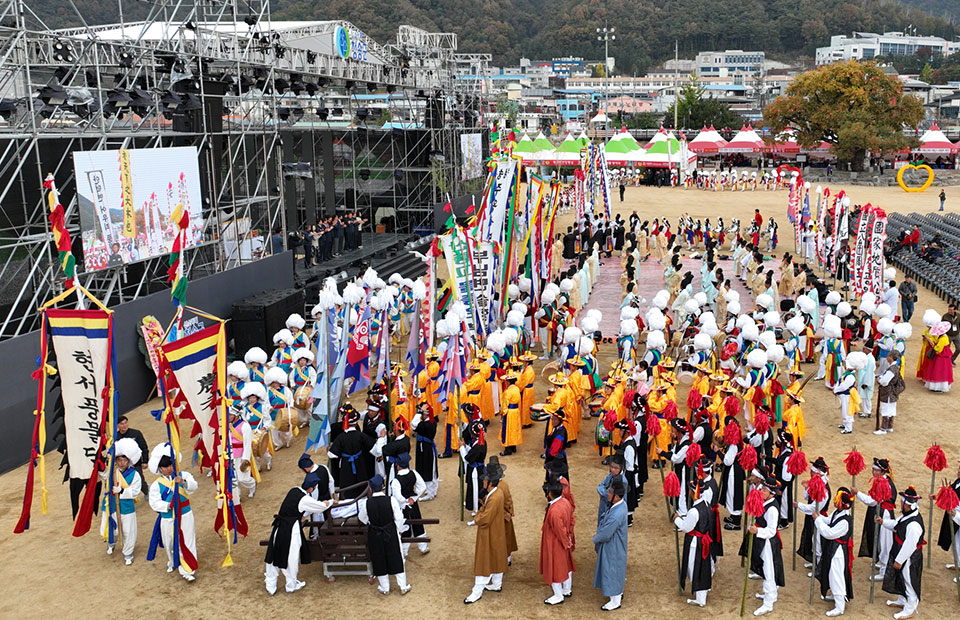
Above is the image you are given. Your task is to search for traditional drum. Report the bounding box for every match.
[294,385,313,410]
[253,428,272,459]
[530,403,547,421]
[274,407,294,433]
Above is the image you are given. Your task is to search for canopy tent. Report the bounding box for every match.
[642,127,676,150]
[603,130,646,165]
[576,131,591,147]
[687,125,728,154]
[512,133,539,165]
[637,136,696,168]
[590,113,610,124]
[537,133,584,166]
[801,140,835,159]
[913,123,957,155]
[719,125,764,154]
[764,130,800,154]
[531,131,555,153]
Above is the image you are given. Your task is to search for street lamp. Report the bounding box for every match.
[597,26,615,131]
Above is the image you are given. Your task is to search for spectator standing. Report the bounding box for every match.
[898,276,917,322]
[940,189,947,212]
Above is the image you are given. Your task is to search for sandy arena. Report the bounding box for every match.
[1,183,958,620]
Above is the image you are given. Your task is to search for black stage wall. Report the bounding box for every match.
[0,251,295,476]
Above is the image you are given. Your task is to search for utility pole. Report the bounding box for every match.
[597,24,615,134]
[673,40,679,129]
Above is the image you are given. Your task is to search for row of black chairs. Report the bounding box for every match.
[886,212,960,307]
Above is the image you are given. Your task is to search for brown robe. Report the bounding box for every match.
[500,479,519,556]
[540,496,576,584]
[473,485,509,576]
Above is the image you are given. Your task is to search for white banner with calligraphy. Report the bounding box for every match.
[47,309,112,480]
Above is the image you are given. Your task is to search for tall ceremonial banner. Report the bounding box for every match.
[479,159,518,245]
[15,285,117,537]
[158,324,221,462]
[852,204,874,297]
[594,146,612,218]
[816,187,830,265]
[346,303,372,394]
[440,231,495,333]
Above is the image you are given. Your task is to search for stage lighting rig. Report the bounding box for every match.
[176,93,202,114]
[274,77,289,93]
[52,39,75,63]
[304,82,319,96]
[306,51,317,64]
[38,83,68,106]
[0,99,17,120]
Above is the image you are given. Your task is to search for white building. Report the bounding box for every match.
[816,32,960,65]
[695,50,765,81]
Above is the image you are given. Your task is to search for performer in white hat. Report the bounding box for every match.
[147,443,199,581]
[100,437,143,564]
[289,348,317,428]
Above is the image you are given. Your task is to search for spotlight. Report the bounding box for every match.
[274,78,289,93]
[386,84,396,94]
[274,44,286,59]
[317,108,329,121]
[39,84,68,106]
[306,51,317,64]
[344,80,355,91]
[332,107,343,116]
[160,89,183,111]
[118,49,133,68]
[415,89,427,98]
[183,20,196,31]
[278,107,291,121]
[243,15,259,27]
[290,79,304,95]
[52,39,75,63]
[356,107,369,121]
[317,77,329,87]
[304,82,319,96]
[367,82,377,92]
[239,74,255,91]
[106,87,132,108]
[127,87,153,116]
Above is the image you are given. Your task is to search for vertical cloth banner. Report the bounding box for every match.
[816,187,830,266]
[479,160,518,244]
[865,208,888,297]
[158,325,221,464]
[595,146,611,218]
[346,303,372,394]
[440,233,495,334]
[48,309,112,483]
[851,205,875,297]
[118,149,136,238]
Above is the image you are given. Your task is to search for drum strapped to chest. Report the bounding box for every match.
[294,385,313,410]
[275,407,294,433]
[530,403,547,421]
[253,428,272,458]
[595,419,612,446]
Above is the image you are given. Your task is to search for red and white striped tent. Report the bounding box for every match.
[764,130,800,154]
[913,123,958,155]
[802,141,835,158]
[719,125,764,154]
[687,125,728,154]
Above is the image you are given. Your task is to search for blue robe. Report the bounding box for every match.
[593,499,629,597]
[597,472,628,522]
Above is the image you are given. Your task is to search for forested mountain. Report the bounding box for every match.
[895,0,959,23]
[273,0,959,72]
[21,0,959,75]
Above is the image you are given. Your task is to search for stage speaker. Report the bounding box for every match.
[231,287,305,354]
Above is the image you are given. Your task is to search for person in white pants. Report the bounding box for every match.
[750,477,785,616]
[227,404,256,500]
[263,473,334,594]
[814,488,854,617]
[100,438,143,565]
[833,353,864,435]
[881,487,926,620]
[147,443,199,581]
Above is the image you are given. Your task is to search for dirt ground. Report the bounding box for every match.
[2,183,959,620]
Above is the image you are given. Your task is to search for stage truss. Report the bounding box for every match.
[0,0,486,339]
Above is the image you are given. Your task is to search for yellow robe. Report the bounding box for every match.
[463,372,485,416]
[479,362,495,421]
[520,366,536,426]
[500,384,523,447]
[782,403,806,442]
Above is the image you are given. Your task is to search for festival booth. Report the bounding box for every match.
[637,133,696,169]
[512,133,538,165]
[539,133,585,167]
[802,141,835,159]
[642,127,672,150]
[687,125,728,156]
[720,125,764,153]
[913,124,958,167]
[602,130,646,167]
[576,130,591,147]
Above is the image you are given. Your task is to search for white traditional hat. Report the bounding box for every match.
[240,382,268,402]
[244,347,268,365]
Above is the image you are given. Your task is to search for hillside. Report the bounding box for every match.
[895,0,959,23]
[21,0,959,75]
[273,0,960,73]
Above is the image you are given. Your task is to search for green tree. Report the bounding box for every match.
[494,92,519,128]
[621,111,663,130]
[590,63,606,78]
[921,62,933,84]
[763,60,923,171]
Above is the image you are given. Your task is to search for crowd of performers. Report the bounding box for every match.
[91,208,960,618]
[609,166,793,192]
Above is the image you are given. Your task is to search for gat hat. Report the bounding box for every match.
[483,461,505,483]
[302,472,321,489]
[762,476,782,493]
[547,458,569,478]
[872,457,890,473]
[670,418,690,434]
[810,456,829,474]
[900,486,921,504]
[298,454,314,470]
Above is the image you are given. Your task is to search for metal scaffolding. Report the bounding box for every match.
[0,0,485,340]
